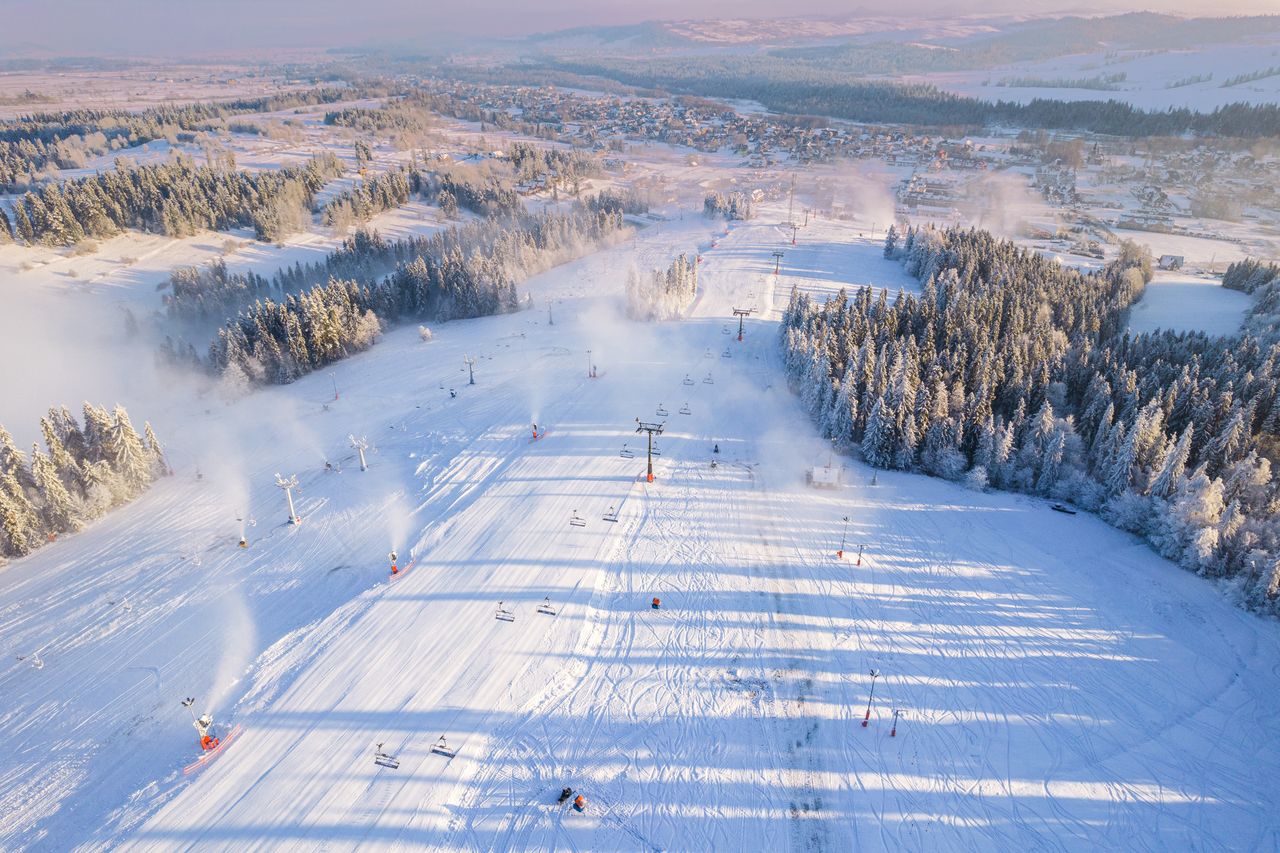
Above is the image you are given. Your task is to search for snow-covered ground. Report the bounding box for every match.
[920,39,1280,111]
[1127,271,1253,337]
[2,203,1278,851]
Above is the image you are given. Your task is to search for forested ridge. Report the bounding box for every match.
[0,87,367,192]
[539,57,1280,137]
[4,153,344,246]
[783,226,1280,613]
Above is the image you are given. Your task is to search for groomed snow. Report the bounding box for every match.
[0,207,1277,851]
[1127,271,1252,337]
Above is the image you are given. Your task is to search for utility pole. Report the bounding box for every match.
[635,419,665,484]
[771,251,784,276]
[837,515,849,559]
[330,372,339,401]
[349,435,369,471]
[861,669,879,727]
[464,355,476,386]
[275,473,300,525]
[732,307,753,342]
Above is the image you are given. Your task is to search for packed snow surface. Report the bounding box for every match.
[1,213,1278,851]
[1127,272,1252,337]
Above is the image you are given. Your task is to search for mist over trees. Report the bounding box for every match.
[202,206,629,390]
[626,254,697,321]
[703,191,754,221]
[0,405,167,560]
[783,226,1280,614]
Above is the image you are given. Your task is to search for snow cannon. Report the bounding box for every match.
[651,597,661,610]
[573,794,586,812]
[195,713,219,751]
[389,550,398,576]
[238,537,248,549]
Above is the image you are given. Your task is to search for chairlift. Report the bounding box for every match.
[721,348,732,358]
[569,510,587,528]
[602,505,619,523]
[683,374,695,386]
[495,601,516,622]
[431,735,457,758]
[619,444,635,459]
[705,348,713,358]
[679,403,691,415]
[655,404,669,417]
[537,596,558,615]
[374,743,401,769]
[703,373,714,384]
[722,325,731,334]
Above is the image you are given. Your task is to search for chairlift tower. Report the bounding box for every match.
[732,307,753,342]
[771,251,784,276]
[464,355,476,386]
[275,473,300,524]
[635,419,665,483]
[349,435,369,471]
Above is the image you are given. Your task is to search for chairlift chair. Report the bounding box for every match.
[721,348,732,358]
[602,505,620,522]
[569,511,587,527]
[683,374,695,386]
[703,373,714,384]
[655,404,669,417]
[679,403,691,415]
[537,596,557,615]
[374,743,400,769]
[494,602,515,622]
[619,445,635,459]
[431,736,457,757]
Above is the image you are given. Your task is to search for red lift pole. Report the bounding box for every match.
[732,307,753,342]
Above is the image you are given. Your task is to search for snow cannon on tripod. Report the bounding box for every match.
[182,697,220,752]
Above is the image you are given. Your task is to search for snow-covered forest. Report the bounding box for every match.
[6,154,344,245]
[783,226,1280,613]
[205,207,629,386]
[0,405,167,559]
[703,190,754,221]
[626,253,698,320]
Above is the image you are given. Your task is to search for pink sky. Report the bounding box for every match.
[1,0,1278,54]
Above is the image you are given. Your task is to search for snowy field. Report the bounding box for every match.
[1,204,1278,851]
[1127,272,1253,337]
[920,39,1280,111]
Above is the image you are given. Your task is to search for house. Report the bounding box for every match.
[1159,254,1185,270]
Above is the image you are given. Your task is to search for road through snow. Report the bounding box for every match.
[2,211,1278,851]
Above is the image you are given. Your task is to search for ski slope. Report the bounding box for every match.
[2,211,1278,851]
